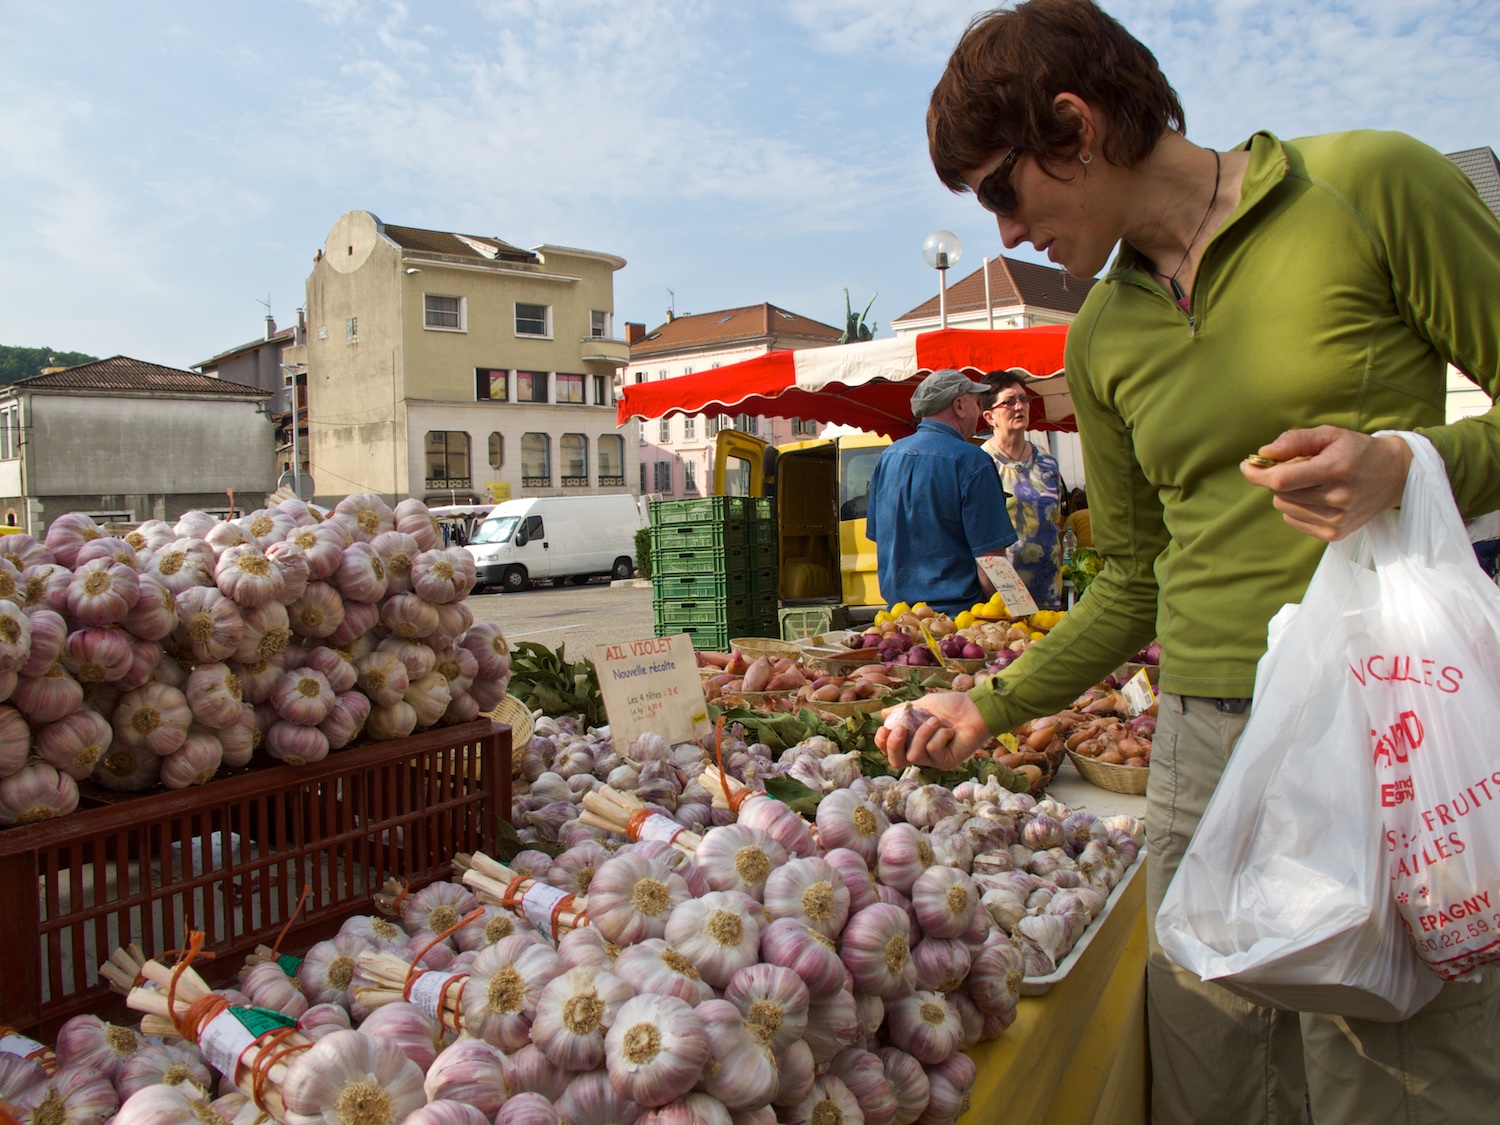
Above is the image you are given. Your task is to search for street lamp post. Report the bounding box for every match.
[922,231,963,330]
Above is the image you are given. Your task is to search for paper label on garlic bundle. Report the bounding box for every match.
[1121,669,1156,717]
[199,1007,294,1077]
[0,1033,46,1059]
[593,633,711,749]
[522,882,572,936]
[635,813,685,845]
[407,971,465,1020]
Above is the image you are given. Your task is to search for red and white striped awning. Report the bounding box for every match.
[616,326,1073,437]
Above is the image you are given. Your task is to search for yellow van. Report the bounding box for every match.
[713,430,891,611]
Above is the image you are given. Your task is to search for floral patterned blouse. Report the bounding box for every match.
[983,439,1065,609]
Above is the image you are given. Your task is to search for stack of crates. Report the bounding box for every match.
[650,496,778,651]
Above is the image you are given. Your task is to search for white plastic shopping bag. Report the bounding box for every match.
[1354,433,1500,980]
[1153,431,1491,1020]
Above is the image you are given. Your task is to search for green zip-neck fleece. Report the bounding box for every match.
[972,130,1500,734]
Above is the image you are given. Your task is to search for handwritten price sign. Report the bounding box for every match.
[594,633,711,749]
[976,555,1038,617]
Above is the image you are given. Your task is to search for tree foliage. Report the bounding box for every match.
[0,346,100,386]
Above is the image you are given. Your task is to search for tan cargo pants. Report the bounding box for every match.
[1146,693,1500,1125]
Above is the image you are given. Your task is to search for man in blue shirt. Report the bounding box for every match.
[866,369,1017,615]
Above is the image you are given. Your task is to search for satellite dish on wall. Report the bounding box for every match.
[277,471,316,500]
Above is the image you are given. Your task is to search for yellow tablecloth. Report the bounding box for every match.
[965,776,1150,1125]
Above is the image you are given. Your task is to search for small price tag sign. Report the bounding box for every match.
[976,555,1038,617]
[1121,668,1157,717]
[594,633,711,749]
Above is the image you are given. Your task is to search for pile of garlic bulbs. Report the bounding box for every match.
[0,494,513,826]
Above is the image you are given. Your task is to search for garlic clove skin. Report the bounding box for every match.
[405,1100,497,1125]
[22,1063,120,1125]
[693,999,779,1110]
[878,1047,930,1125]
[662,890,762,990]
[828,1047,899,1125]
[53,1014,142,1081]
[357,1001,441,1072]
[421,1036,508,1118]
[494,1091,562,1125]
[113,1083,229,1125]
[788,1074,865,1125]
[553,1067,644,1125]
[885,991,965,1066]
[838,903,916,1000]
[722,962,810,1053]
[762,856,850,939]
[759,917,849,1002]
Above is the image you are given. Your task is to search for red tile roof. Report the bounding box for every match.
[893,256,1096,323]
[383,224,539,265]
[14,356,270,397]
[630,303,843,358]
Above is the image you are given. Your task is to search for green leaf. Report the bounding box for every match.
[763,776,823,818]
[492,818,528,862]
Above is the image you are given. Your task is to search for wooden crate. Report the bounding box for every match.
[0,720,511,1035]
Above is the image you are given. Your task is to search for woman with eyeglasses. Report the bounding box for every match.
[980,368,1065,609]
[876,1,1500,1121]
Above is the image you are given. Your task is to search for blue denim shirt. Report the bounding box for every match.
[865,419,1017,615]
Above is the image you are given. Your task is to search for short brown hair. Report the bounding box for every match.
[928,0,1184,192]
[982,369,1028,402]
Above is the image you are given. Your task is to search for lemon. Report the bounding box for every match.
[1030,631,1044,641]
[955,611,975,630]
[873,610,892,626]
[889,601,910,617]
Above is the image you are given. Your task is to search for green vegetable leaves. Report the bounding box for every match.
[506,641,607,727]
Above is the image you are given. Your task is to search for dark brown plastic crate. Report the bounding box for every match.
[0,719,512,1036]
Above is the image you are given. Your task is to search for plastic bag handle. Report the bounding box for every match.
[1357,431,1470,571]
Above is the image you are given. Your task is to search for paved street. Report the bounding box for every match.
[465,579,655,659]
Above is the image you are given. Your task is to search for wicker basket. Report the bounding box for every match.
[730,637,802,659]
[1067,750,1149,795]
[487,694,536,766]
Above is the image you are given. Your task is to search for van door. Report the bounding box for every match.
[837,435,890,607]
[713,432,768,496]
[516,513,551,578]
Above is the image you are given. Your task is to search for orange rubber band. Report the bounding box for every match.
[249,1024,309,1113]
[269,885,313,958]
[402,906,484,1000]
[625,808,653,841]
[179,992,229,1045]
[500,875,529,911]
[165,931,210,1038]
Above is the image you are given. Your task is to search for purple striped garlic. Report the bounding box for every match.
[214,544,285,608]
[421,1036,508,1116]
[918,1052,975,1125]
[786,1075,864,1125]
[0,759,79,824]
[280,1028,426,1125]
[828,1048,898,1125]
[801,988,859,1065]
[758,917,849,1001]
[763,856,849,939]
[838,903,916,999]
[35,709,112,780]
[884,991,964,1065]
[613,939,714,1006]
[589,852,691,945]
[663,890,762,989]
[158,729,223,788]
[816,789,889,865]
[531,964,634,1071]
[604,993,710,1108]
[495,1092,562,1125]
[461,932,564,1051]
[174,587,245,663]
[14,662,84,726]
[878,1048,930,1125]
[722,962,810,1051]
[909,867,979,941]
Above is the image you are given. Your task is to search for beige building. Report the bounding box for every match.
[302,211,632,507]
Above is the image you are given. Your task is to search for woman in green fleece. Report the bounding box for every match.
[878,1,1500,1122]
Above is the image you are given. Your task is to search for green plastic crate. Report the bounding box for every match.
[662,623,730,651]
[751,520,776,546]
[653,593,757,629]
[651,544,750,577]
[650,496,752,526]
[747,539,778,568]
[748,566,778,596]
[653,570,753,600]
[779,604,850,641]
[750,497,773,521]
[650,521,749,552]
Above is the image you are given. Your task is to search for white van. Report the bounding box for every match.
[464,495,647,592]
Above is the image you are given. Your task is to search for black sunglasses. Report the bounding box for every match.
[976,147,1022,218]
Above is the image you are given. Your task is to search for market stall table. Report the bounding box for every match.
[965,770,1150,1125]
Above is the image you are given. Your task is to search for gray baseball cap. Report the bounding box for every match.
[910,368,990,418]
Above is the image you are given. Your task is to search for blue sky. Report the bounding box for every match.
[3,0,1498,370]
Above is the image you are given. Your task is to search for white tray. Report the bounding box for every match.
[1018,852,1146,997]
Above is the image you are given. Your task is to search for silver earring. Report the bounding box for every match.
[1079,152,1092,166]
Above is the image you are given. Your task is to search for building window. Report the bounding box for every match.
[424,431,471,490]
[591,310,608,338]
[522,433,551,485]
[488,432,504,469]
[792,417,819,436]
[424,294,464,330]
[515,303,551,337]
[640,461,648,492]
[657,369,667,381]
[683,415,696,440]
[592,374,611,406]
[683,366,693,376]
[476,369,509,401]
[638,421,647,445]
[683,459,697,494]
[345,317,359,344]
[654,460,673,494]
[735,414,758,436]
[706,414,721,438]
[0,406,16,460]
[556,374,585,404]
[599,435,624,486]
[658,418,671,443]
[561,434,588,485]
[516,372,548,403]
